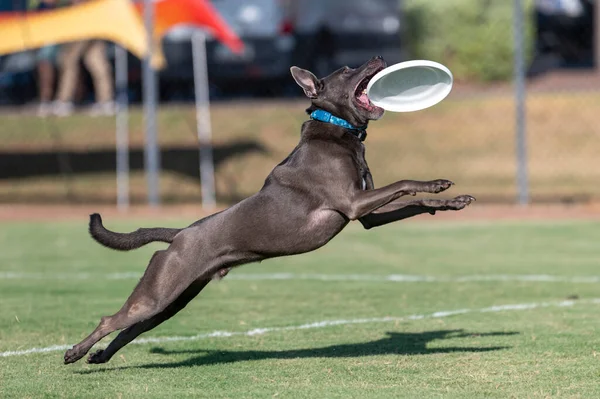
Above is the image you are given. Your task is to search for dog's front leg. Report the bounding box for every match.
[342,179,454,220]
[359,195,476,229]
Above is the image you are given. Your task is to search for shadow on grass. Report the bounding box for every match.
[0,140,268,204]
[76,329,517,372]
[0,140,267,180]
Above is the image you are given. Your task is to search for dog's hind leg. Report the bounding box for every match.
[86,278,210,364]
[64,245,201,365]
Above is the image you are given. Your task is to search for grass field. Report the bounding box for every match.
[1,91,599,205]
[1,217,600,398]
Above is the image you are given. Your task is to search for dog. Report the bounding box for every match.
[63,56,475,365]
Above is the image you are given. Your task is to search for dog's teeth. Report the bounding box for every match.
[362,89,367,94]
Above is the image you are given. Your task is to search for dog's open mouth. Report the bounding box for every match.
[353,68,384,112]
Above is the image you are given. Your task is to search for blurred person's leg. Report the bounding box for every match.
[54,41,87,116]
[84,40,115,116]
[36,45,58,117]
[74,71,87,104]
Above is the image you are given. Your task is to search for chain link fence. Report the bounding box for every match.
[0,0,598,206]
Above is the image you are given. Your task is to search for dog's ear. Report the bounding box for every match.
[290,66,321,98]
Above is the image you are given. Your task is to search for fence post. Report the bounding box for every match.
[143,0,160,207]
[192,31,216,210]
[115,45,129,211]
[513,0,529,205]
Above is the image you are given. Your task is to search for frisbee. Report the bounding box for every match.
[366,60,453,112]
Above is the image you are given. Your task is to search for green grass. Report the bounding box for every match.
[1,219,600,398]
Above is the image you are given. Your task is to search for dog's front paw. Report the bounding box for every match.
[428,179,454,194]
[446,195,476,210]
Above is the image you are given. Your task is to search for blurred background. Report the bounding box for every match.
[0,0,598,209]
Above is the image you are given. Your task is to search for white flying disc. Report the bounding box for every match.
[366,60,453,112]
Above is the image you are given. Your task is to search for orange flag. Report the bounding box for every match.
[0,0,166,67]
[0,0,243,67]
[134,0,244,54]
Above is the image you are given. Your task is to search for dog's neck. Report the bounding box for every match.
[308,109,367,142]
[305,105,368,142]
[300,123,365,150]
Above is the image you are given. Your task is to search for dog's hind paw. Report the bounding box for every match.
[87,349,108,364]
[64,347,85,364]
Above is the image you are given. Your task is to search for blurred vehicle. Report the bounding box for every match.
[1,0,407,103]
[0,51,39,105]
[530,0,595,74]
[0,0,35,105]
[163,0,406,95]
[161,0,296,96]
[288,0,406,77]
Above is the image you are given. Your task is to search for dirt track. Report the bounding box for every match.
[1,203,599,223]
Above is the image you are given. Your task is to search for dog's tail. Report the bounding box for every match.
[89,213,183,251]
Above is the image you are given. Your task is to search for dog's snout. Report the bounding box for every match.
[370,56,386,67]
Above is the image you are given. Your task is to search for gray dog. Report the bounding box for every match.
[64,56,475,365]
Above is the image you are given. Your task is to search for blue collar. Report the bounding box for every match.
[310,109,367,141]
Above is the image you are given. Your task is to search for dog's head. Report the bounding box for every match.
[290,56,387,127]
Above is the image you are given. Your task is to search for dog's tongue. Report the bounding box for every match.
[357,92,370,105]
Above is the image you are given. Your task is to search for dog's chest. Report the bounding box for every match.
[354,146,371,190]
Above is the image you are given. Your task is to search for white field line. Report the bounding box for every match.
[2,271,600,284]
[2,298,600,358]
